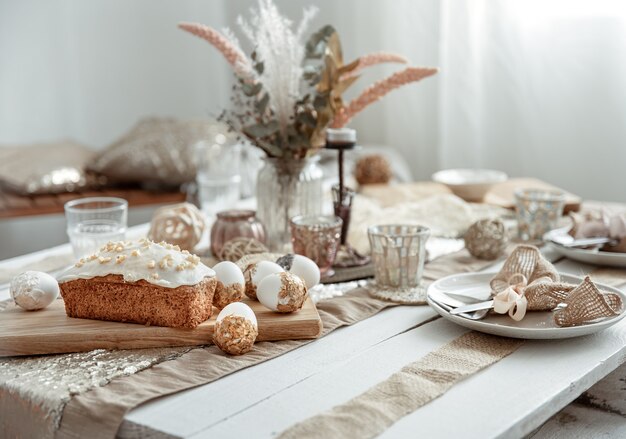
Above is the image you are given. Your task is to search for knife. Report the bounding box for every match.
[449,300,494,315]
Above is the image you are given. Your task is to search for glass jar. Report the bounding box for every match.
[256,156,323,252]
[210,209,266,257]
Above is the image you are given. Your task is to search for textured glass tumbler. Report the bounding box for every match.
[290,215,342,276]
[65,197,128,258]
[368,225,430,303]
[515,189,565,242]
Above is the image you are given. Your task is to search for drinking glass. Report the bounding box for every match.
[195,140,241,217]
[368,224,430,302]
[65,197,128,258]
[290,215,343,276]
[515,189,565,241]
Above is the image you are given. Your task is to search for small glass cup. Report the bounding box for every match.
[515,189,565,242]
[290,215,343,276]
[368,224,430,302]
[64,197,128,258]
[195,141,242,217]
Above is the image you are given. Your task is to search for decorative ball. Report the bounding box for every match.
[354,154,393,185]
[219,237,269,262]
[276,254,320,289]
[257,272,308,313]
[10,271,59,310]
[464,219,508,260]
[213,302,258,356]
[212,261,245,309]
[243,261,284,300]
[148,202,205,251]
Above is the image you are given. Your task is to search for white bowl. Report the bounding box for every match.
[432,168,508,202]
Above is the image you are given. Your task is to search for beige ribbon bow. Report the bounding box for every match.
[493,273,528,321]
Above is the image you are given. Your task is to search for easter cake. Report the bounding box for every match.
[57,239,216,328]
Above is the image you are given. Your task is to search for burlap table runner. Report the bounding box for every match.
[1,250,498,438]
[279,332,523,439]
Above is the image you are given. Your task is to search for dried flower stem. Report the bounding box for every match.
[341,52,409,79]
[178,22,254,80]
[331,66,438,128]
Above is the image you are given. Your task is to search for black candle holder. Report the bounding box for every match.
[326,128,370,268]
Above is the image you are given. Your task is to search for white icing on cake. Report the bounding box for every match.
[57,239,215,288]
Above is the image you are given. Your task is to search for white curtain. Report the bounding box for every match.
[2,0,626,201]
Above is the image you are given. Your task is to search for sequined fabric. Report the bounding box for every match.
[0,336,190,431]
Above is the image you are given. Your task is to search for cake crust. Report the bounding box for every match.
[60,274,216,328]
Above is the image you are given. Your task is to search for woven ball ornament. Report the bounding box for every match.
[148,202,205,251]
[464,218,508,260]
[354,154,392,185]
[219,237,269,262]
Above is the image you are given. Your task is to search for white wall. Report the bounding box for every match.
[1,0,625,199]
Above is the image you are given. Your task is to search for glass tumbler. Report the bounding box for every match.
[515,189,565,241]
[368,225,430,302]
[290,215,343,276]
[195,141,242,217]
[65,197,128,258]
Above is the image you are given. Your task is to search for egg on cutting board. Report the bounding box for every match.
[213,302,258,355]
[243,261,284,300]
[276,254,320,289]
[212,261,245,309]
[257,271,307,313]
[10,271,60,310]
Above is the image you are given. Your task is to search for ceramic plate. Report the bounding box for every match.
[427,272,626,339]
[544,228,626,268]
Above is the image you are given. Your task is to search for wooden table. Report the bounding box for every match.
[0,225,624,438]
[0,188,186,219]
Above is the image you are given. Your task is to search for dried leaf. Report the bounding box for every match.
[256,93,270,113]
[305,25,336,59]
[242,82,263,97]
[243,120,279,138]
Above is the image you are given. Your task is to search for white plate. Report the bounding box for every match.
[427,272,626,339]
[545,228,626,268]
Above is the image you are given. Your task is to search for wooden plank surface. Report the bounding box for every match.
[0,297,322,357]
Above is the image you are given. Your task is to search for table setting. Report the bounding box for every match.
[2,1,626,439]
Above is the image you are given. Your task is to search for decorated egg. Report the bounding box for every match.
[243,261,284,300]
[257,272,307,313]
[276,254,320,289]
[10,271,60,310]
[213,302,258,355]
[212,261,245,309]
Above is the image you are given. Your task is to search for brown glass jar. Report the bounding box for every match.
[210,210,266,257]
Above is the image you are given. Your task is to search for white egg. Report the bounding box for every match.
[10,271,59,310]
[217,302,257,328]
[257,272,307,313]
[244,260,284,300]
[276,254,320,289]
[213,261,245,287]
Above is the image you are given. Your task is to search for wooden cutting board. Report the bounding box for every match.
[0,298,323,357]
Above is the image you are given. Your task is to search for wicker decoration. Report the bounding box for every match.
[464,218,508,260]
[354,154,392,185]
[219,237,269,262]
[148,203,205,251]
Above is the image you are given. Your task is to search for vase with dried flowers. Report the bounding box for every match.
[179,0,438,251]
